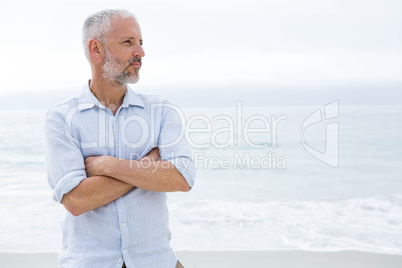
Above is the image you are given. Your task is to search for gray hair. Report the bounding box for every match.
[82,9,137,62]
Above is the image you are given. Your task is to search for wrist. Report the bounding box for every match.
[101,155,115,176]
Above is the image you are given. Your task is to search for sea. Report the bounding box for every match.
[0,104,401,255]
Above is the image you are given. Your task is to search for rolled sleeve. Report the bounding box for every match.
[44,108,87,203]
[52,169,87,203]
[157,100,195,189]
[166,156,195,188]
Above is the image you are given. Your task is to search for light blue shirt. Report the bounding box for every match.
[44,82,195,268]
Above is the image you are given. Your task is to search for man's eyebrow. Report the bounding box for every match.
[121,37,143,42]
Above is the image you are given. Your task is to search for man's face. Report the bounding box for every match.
[101,17,145,85]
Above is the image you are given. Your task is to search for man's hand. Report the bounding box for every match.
[85,155,112,177]
[85,147,160,177]
[143,147,160,161]
[83,146,189,193]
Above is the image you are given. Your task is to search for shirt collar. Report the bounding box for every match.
[121,85,145,109]
[77,80,145,112]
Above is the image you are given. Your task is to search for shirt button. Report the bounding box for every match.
[123,250,127,254]
[118,197,122,200]
[122,222,126,227]
[119,258,122,262]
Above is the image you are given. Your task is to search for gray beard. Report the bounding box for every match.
[102,53,140,86]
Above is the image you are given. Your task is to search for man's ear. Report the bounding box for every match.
[88,39,104,62]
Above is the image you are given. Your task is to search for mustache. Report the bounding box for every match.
[127,57,142,67]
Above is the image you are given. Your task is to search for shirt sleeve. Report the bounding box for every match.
[44,108,87,203]
[157,100,195,189]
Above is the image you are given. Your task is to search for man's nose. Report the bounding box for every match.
[133,43,145,58]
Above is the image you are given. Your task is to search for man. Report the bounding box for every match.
[44,9,194,268]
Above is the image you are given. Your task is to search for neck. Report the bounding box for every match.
[89,73,127,115]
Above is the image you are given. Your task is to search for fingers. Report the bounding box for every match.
[84,156,100,177]
[145,147,160,161]
[148,147,159,154]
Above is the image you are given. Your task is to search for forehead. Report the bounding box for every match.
[108,16,142,40]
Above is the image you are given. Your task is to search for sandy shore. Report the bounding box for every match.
[1,251,401,267]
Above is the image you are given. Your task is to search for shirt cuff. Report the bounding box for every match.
[52,169,87,203]
[166,156,195,189]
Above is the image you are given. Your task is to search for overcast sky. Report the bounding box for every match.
[0,0,401,105]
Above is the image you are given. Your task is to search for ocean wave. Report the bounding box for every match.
[169,195,402,255]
